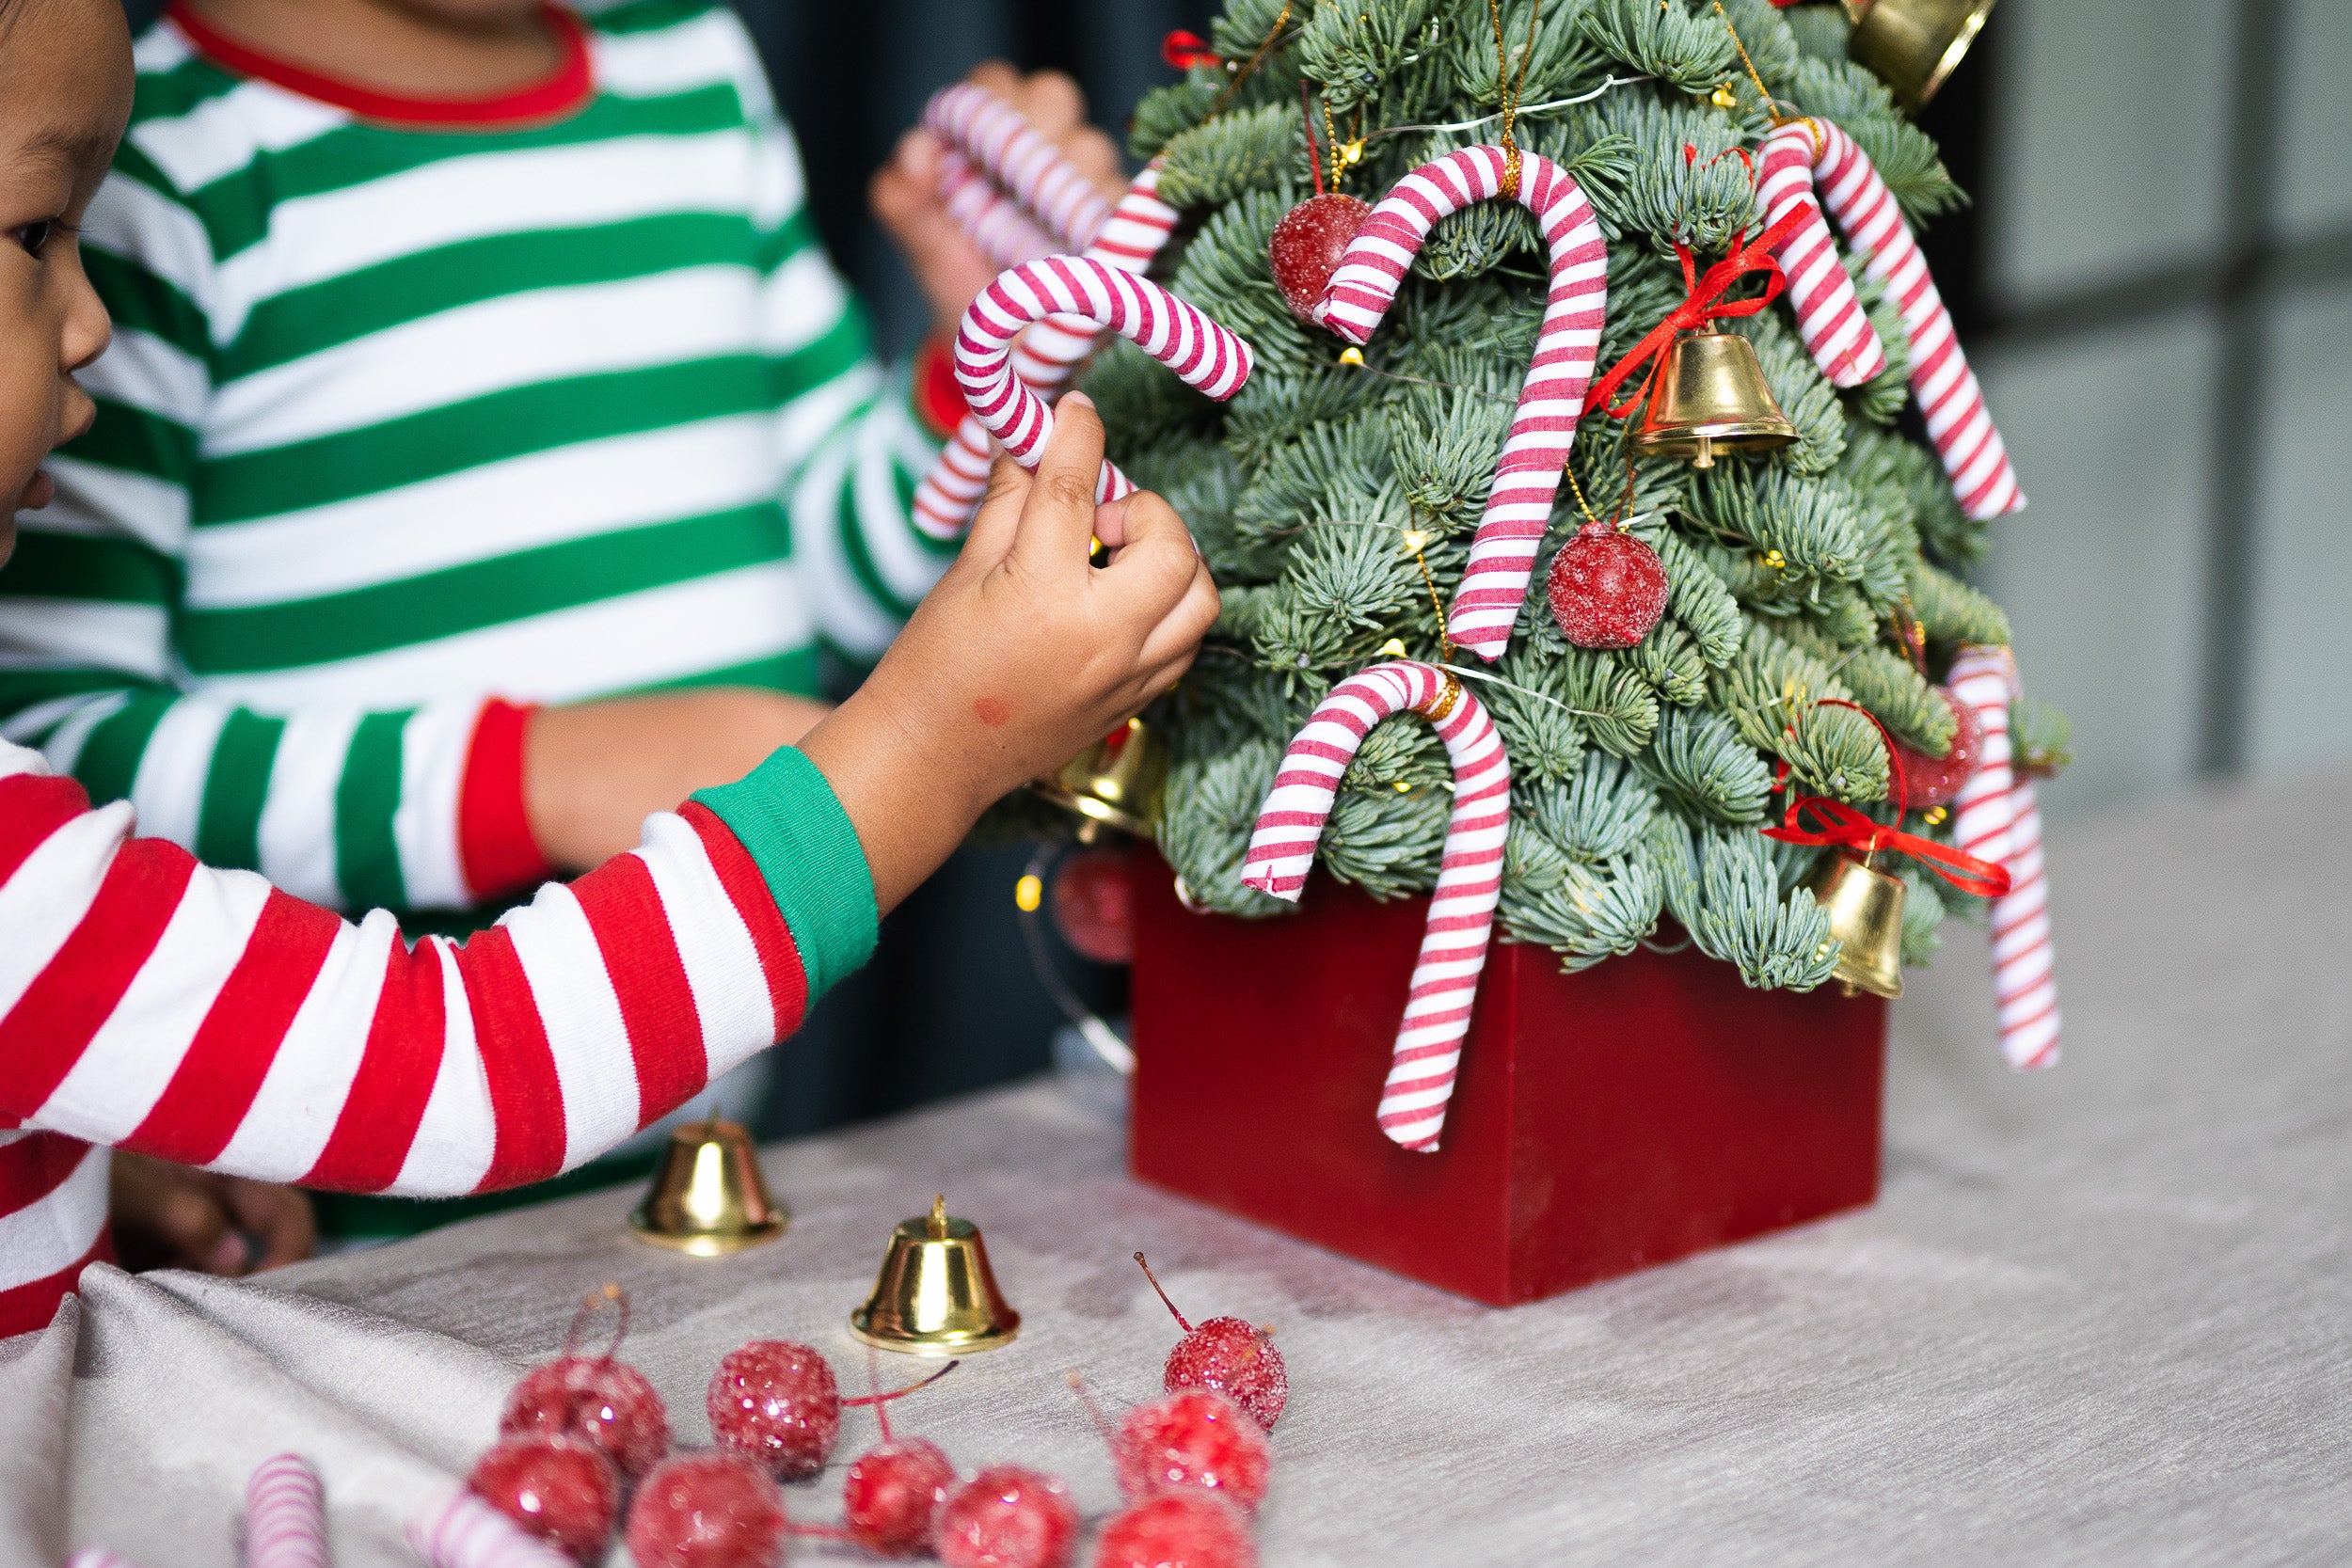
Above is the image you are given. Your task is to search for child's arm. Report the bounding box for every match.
[2,403,1213,1195]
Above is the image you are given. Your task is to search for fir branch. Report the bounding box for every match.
[1627,515,1746,665]
[1157,738,1296,917]
[1736,309,1846,476]
[1639,704,1774,821]
[1485,645,1590,782]
[1223,359,1384,468]
[1388,384,1508,529]
[1714,0,1803,98]
[2011,693,2074,778]
[1296,0,1442,115]
[1709,621,1888,803]
[1776,616,1955,753]
[1499,832,1663,970]
[1576,0,1740,94]
[1530,749,1659,862]
[1445,0,1598,109]
[1159,102,1309,209]
[1251,501,1433,671]
[1131,79,1225,161]
[1625,615,1709,705]
[1907,560,2012,648]
[1897,860,1947,967]
[1843,262,1914,427]
[1685,824,1840,989]
[1232,410,1392,541]
[1169,187,1321,366]
[1213,0,1301,62]
[1687,466,1873,587]
[1781,1,1849,61]
[1574,90,1760,252]
[1320,769,1452,897]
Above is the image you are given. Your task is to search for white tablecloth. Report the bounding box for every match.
[6,772,2347,1566]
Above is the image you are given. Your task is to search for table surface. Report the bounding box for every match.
[6,771,2349,1568]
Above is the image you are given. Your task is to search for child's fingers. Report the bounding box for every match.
[1060,127,1125,199]
[961,452,1030,565]
[965,60,1023,99]
[1135,553,1221,673]
[1010,393,1109,573]
[1097,488,1203,621]
[1011,71,1085,136]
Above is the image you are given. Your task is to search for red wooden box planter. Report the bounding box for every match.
[1128,856,1888,1307]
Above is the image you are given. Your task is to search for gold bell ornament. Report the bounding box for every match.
[1632,325,1800,468]
[850,1195,1022,1356]
[1805,851,1908,1001]
[628,1116,787,1256]
[1029,716,1167,844]
[1837,0,1999,113]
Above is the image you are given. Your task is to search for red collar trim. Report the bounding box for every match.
[166,2,594,127]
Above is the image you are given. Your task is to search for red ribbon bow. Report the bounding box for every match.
[1581,204,1811,420]
[1162,30,1223,71]
[1761,698,2013,899]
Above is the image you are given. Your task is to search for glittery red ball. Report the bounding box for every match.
[467,1435,619,1565]
[502,1355,670,1481]
[1114,1390,1270,1513]
[1052,847,1135,965]
[843,1437,956,1557]
[933,1465,1078,1568]
[1268,193,1373,325]
[624,1452,788,1568]
[1165,1319,1287,1433]
[1546,518,1669,649]
[1888,687,1982,810]
[707,1340,840,1481]
[1094,1492,1258,1568]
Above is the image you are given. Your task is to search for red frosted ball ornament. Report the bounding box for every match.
[502,1356,668,1481]
[1114,1390,1270,1513]
[1888,687,1983,810]
[1136,1254,1288,1432]
[467,1435,619,1565]
[933,1465,1079,1568]
[1052,847,1135,965]
[1093,1493,1258,1568]
[843,1437,957,1557]
[1268,193,1372,325]
[1547,517,1669,649]
[625,1452,789,1568]
[708,1339,841,1481]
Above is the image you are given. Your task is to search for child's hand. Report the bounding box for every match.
[869,63,1124,338]
[109,1151,316,1276]
[802,394,1216,911]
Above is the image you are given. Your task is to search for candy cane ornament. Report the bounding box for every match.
[912,163,1181,539]
[406,1494,572,1568]
[1948,645,2059,1069]
[1241,661,1513,1151]
[923,83,1113,259]
[1313,147,1610,661]
[1761,119,2024,519]
[1756,121,1889,388]
[246,1454,330,1568]
[955,256,1252,503]
[937,147,1062,272]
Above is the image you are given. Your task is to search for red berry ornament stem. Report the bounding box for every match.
[844,1358,961,1410]
[1133,1252,1192,1334]
[1133,1253,1289,1432]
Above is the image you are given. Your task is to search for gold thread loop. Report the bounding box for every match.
[1417,670,1464,723]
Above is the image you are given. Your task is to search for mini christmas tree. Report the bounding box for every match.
[1082,0,2060,992]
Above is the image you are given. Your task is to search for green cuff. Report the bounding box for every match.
[691,746,878,1001]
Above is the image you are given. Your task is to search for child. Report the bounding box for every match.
[0,0,1218,1338]
[2,0,1121,1234]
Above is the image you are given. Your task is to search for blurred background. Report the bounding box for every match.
[115,0,2352,1134]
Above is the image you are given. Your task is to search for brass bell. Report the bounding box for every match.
[850,1195,1022,1356]
[1632,325,1799,468]
[628,1117,787,1256]
[1841,0,1999,112]
[1806,851,1907,1000]
[1028,716,1167,844]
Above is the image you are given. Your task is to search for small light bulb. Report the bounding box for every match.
[1014,874,1042,912]
[1337,346,1366,368]
[1379,637,1408,657]
[1401,529,1427,553]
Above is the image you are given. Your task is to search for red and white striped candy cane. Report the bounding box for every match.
[1757,121,1889,388]
[1240,661,1513,1151]
[406,1494,571,1568]
[938,148,1062,271]
[1948,645,2059,1069]
[1773,119,2025,519]
[1313,147,1610,661]
[956,256,1252,503]
[68,1553,144,1568]
[924,83,1113,259]
[912,163,1181,540]
[246,1454,329,1568]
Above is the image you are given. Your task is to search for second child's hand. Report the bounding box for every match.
[801,394,1216,914]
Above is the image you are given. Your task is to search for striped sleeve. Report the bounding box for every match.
[0,143,544,911]
[712,13,954,664]
[0,739,876,1196]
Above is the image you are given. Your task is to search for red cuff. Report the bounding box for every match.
[458,699,552,902]
[914,336,967,438]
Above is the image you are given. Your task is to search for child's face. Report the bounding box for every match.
[0,0,131,569]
